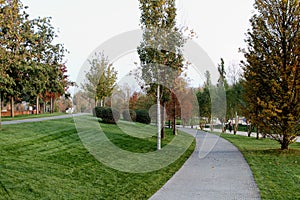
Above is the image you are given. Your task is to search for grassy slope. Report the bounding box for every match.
[221,133,300,200]
[0,118,195,199]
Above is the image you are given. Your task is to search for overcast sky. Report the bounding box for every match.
[22,0,255,88]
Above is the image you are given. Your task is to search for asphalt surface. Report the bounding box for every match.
[1,113,85,125]
[150,128,261,200]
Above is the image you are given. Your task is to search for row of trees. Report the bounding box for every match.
[0,0,70,127]
[78,0,299,150]
[197,0,300,150]
[197,60,243,134]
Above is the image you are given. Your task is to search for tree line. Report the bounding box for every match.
[0,0,70,126]
[77,0,299,150]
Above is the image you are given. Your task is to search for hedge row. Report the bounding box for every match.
[94,107,151,124]
[122,109,151,124]
[94,107,120,124]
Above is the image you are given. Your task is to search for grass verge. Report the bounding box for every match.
[220,133,300,200]
[0,118,195,199]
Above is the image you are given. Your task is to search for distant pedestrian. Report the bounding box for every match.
[229,121,233,133]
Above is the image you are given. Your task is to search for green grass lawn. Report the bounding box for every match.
[221,133,300,200]
[0,118,195,199]
[1,112,67,121]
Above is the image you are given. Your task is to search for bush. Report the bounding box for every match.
[135,109,151,124]
[122,109,137,122]
[94,107,120,124]
[94,107,106,118]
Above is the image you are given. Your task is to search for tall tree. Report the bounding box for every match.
[196,70,212,128]
[226,81,243,134]
[0,0,69,117]
[138,0,185,149]
[216,58,229,132]
[0,0,31,117]
[242,0,300,149]
[26,17,68,114]
[217,58,228,89]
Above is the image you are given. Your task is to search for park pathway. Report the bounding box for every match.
[1,113,85,125]
[150,128,260,200]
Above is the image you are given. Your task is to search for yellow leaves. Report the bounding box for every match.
[250,71,257,76]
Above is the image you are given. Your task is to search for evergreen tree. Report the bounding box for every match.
[242,0,300,149]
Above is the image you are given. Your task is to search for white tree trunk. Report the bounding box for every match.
[234,111,239,135]
[50,97,53,113]
[157,85,161,150]
[210,115,214,131]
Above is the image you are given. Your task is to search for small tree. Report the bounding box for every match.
[81,52,117,107]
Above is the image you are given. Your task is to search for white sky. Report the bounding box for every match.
[21,0,255,89]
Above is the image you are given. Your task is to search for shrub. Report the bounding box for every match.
[94,107,120,124]
[94,107,106,118]
[135,109,151,124]
[122,109,137,122]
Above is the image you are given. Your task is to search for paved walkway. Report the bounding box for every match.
[150,128,260,200]
[1,113,85,125]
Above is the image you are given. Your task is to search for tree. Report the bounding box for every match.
[0,0,69,118]
[81,52,117,107]
[26,17,68,114]
[217,58,228,89]
[0,0,30,117]
[196,70,212,128]
[226,62,242,86]
[241,0,300,150]
[226,81,243,134]
[137,0,185,149]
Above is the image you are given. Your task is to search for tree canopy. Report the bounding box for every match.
[242,0,300,149]
[0,0,69,119]
[81,52,117,107]
[137,0,186,148]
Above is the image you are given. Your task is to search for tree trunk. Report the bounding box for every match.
[50,97,53,113]
[172,104,176,135]
[157,85,161,150]
[233,112,239,135]
[161,102,165,139]
[247,123,252,137]
[281,135,290,150]
[10,97,14,118]
[221,120,225,133]
[256,125,259,139]
[36,96,39,115]
[210,115,214,132]
[44,102,46,113]
[172,93,176,135]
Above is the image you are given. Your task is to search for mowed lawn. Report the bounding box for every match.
[221,133,300,200]
[0,118,195,199]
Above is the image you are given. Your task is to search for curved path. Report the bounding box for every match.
[150,128,260,200]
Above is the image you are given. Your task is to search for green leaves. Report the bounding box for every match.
[81,52,117,106]
[0,0,69,118]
